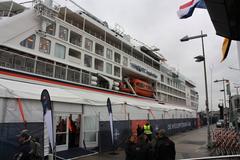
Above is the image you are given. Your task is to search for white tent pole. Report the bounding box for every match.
[237,41,240,68]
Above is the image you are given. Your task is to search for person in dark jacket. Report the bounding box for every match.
[135,134,151,160]
[125,135,136,160]
[137,124,143,137]
[154,129,176,160]
[13,130,33,160]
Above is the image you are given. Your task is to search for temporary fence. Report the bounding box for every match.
[211,128,240,156]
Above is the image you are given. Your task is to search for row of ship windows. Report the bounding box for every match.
[45,22,161,71]
[158,83,186,98]
[159,93,186,106]
[160,74,185,91]
[46,24,128,65]
[20,34,121,77]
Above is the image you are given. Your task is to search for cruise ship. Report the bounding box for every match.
[0,0,199,159]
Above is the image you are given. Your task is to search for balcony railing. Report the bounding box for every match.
[0,49,92,86]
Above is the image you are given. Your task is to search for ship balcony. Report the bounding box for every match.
[0,48,93,86]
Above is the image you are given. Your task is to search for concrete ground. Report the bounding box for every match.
[79,126,211,160]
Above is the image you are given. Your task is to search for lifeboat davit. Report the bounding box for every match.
[119,79,153,97]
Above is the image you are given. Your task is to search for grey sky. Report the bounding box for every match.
[19,0,240,111]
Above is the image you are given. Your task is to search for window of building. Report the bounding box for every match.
[46,22,56,36]
[85,38,93,51]
[114,66,120,77]
[95,43,104,56]
[84,54,92,68]
[161,74,164,82]
[123,56,128,66]
[70,31,82,47]
[54,43,66,59]
[20,34,36,49]
[39,37,51,54]
[106,48,113,60]
[59,26,68,41]
[106,62,112,75]
[69,48,81,59]
[94,58,104,71]
[114,52,121,64]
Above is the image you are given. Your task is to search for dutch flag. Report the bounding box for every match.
[177,0,206,19]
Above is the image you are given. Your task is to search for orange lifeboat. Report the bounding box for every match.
[119,82,133,93]
[119,79,153,97]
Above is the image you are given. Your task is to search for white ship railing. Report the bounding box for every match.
[0,48,92,85]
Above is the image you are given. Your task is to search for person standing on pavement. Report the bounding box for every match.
[154,129,176,160]
[143,122,153,141]
[137,124,143,137]
[135,134,151,160]
[125,135,136,160]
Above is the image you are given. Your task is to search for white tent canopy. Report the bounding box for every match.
[0,78,195,113]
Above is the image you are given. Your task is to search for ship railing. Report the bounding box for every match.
[34,0,59,20]
[0,49,92,85]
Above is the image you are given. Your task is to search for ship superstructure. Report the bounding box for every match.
[0,0,198,110]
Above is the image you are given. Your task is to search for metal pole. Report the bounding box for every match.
[222,80,228,126]
[223,80,227,108]
[201,31,211,147]
[236,87,239,95]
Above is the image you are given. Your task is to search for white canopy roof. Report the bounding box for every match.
[0,78,195,113]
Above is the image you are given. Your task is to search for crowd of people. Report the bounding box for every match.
[125,122,176,160]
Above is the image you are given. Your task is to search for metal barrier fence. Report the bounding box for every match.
[181,154,240,160]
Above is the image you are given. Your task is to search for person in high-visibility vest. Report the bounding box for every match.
[143,122,153,141]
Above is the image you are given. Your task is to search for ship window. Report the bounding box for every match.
[133,50,143,61]
[114,66,120,77]
[46,22,56,36]
[95,43,104,56]
[39,37,51,54]
[123,56,128,66]
[84,54,92,68]
[161,75,164,82]
[54,43,66,59]
[106,62,112,75]
[114,52,121,64]
[69,48,81,59]
[20,34,36,49]
[70,31,82,47]
[144,56,152,66]
[94,58,104,71]
[106,48,113,60]
[136,82,144,88]
[59,26,68,41]
[85,38,93,52]
[153,61,160,70]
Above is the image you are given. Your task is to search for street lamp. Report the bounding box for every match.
[180,31,212,148]
[214,79,229,109]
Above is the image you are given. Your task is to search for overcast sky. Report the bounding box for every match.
[19,0,240,111]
